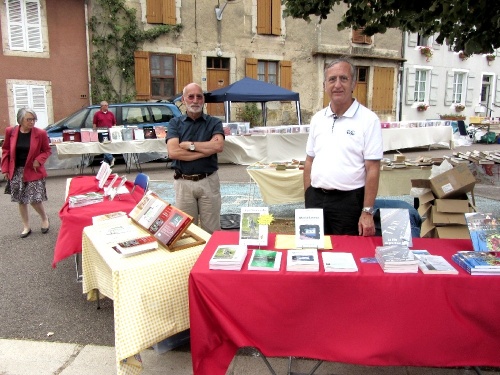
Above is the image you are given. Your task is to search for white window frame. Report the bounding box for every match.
[12,83,49,128]
[414,68,431,103]
[6,0,43,52]
[452,71,467,104]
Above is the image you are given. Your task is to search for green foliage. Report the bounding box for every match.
[239,103,262,127]
[282,0,500,55]
[89,0,182,103]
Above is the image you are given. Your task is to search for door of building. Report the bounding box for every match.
[207,57,230,117]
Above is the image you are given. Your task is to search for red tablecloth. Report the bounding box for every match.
[189,231,500,375]
[52,176,142,267]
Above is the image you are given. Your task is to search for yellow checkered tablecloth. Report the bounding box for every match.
[82,220,210,375]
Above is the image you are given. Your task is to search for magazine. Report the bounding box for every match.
[294,208,324,249]
[239,207,269,246]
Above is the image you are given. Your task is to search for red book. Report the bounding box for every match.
[153,206,193,248]
[114,235,158,257]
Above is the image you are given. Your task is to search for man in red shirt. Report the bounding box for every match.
[93,101,116,166]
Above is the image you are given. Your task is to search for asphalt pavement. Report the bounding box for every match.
[0,142,499,374]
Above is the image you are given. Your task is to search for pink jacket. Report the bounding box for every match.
[1,126,52,181]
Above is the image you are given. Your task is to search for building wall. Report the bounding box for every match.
[0,0,89,135]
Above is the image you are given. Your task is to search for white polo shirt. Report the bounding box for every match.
[306,100,383,191]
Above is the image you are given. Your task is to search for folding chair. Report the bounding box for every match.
[131,173,149,195]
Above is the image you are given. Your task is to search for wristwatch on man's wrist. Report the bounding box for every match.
[189,142,195,151]
[362,206,375,215]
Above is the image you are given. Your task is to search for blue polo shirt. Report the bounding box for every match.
[167,113,224,174]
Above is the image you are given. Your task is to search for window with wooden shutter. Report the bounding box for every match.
[146,0,176,25]
[176,54,193,94]
[245,58,258,79]
[7,0,43,52]
[13,83,48,128]
[279,61,292,90]
[352,28,372,45]
[257,0,281,36]
[134,51,151,100]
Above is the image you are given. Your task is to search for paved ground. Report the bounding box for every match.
[0,142,499,374]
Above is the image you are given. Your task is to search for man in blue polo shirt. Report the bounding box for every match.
[304,58,383,236]
[166,83,225,233]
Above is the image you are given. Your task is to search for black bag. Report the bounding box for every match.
[4,180,11,195]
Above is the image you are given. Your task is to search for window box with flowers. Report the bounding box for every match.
[454,103,465,112]
[416,103,429,112]
[486,54,496,64]
[458,51,469,61]
[419,46,433,62]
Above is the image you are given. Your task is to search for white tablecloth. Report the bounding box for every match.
[382,126,454,151]
[54,139,168,159]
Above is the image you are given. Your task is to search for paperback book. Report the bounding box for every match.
[153,205,193,248]
[239,207,269,246]
[209,245,248,271]
[452,251,500,275]
[322,252,358,272]
[464,212,500,252]
[294,208,324,249]
[411,250,458,275]
[286,248,320,272]
[92,211,128,226]
[380,208,413,247]
[248,249,282,271]
[375,245,418,273]
[68,192,104,208]
[137,198,169,229]
[129,192,162,222]
[113,235,158,257]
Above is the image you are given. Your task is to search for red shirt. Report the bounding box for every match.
[93,110,116,129]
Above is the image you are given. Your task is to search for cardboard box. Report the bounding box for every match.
[435,199,470,213]
[431,206,467,225]
[429,164,476,199]
[417,202,432,219]
[420,218,435,238]
[435,226,471,239]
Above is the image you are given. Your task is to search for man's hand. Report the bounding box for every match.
[358,212,376,236]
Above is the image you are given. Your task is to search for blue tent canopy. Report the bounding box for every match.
[205,77,302,125]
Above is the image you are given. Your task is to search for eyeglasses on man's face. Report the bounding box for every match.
[185,94,204,101]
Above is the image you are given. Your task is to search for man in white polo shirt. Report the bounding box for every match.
[303,57,383,236]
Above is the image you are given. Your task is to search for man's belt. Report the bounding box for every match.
[174,171,213,181]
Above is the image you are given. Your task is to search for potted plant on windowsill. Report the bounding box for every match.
[458,51,469,61]
[416,103,429,112]
[486,54,496,65]
[419,46,433,62]
[439,113,466,121]
[454,104,465,112]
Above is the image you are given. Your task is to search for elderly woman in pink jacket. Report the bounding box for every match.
[2,108,51,238]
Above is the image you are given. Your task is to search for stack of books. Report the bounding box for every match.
[286,248,319,272]
[68,192,104,208]
[411,250,458,275]
[451,251,500,275]
[209,245,248,271]
[248,249,282,271]
[375,245,419,273]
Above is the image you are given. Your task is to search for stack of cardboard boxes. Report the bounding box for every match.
[412,163,476,239]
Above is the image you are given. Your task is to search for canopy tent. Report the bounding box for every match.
[204,77,302,125]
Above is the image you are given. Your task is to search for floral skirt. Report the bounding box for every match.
[10,167,48,204]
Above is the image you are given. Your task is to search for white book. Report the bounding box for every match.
[239,207,268,246]
[137,198,169,229]
[380,208,413,247]
[109,126,123,142]
[96,161,111,181]
[322,252,358,272]
[295,208,324,249]
[248,250,282,271]
[411,251,458,275]
[92,211,128,226]
[286,248,319,272]
[98,165,112,189]
[209,244,248,271]
[134,128,145,140]
[129,192,160,222]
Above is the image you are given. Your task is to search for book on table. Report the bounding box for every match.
[128,192,163,222]
[153,205,193,248]
[380,208,413,247]
[68,192,104,208]
[286,248,320,272]
[451,251,500,275]
[136,198,169,229]
[375,245,419,273]
[113,235,158,257]
[209,244,248,271]
[248,249,282,271]
[294,208,324,249]
[92,211,128,226]
[322,252,358,272]
[410,250,458,275]
[103,173,119,196]
[239,207,269,246]
[464,212,500,252]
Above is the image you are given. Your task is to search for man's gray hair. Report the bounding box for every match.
[17,108,37,125]
[324,57,357,83]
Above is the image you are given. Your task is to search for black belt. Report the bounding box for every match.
[174,171,213,181]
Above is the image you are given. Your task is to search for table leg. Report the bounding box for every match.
[74,253,82,282]
[287,357,324,375]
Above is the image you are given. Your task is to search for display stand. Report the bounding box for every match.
[167,229,206,251]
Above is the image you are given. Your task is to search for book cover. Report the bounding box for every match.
[143,125,157,139]
[95,161,111,182]
[137,198,169,229]
[455,251,500,269]
[286,248,320,272]
[109,126,123,142]
[98,167,112,190]
[121,127,134,141]
[322,252,358,272]
[248,250,282,271]
[114,235,158,257]
[134,128,145,140]
[465,213,500,251]
[452,252,500,275]
[380,208,413,247]
[154,125,167,139]
[154,205,193,247]
[129,192,162,222]
[68,192,104,208]
[294,208,324,249]
[209,245,248,271]
[239,207,269,246]
[375,245,416,265]
[415,254,458,275]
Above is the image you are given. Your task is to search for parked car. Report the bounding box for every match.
[45,101,182,139]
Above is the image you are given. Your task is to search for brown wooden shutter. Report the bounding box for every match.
[163,0,176,25]
[271,0,281,36]
[176,54,193,93]
[257,0,271,35]
[352,28,372,44]
[279,60,292,90]
[372,67,394,111]
[245,58,258,79]
[146,0,163,24]
[134,51,151,100]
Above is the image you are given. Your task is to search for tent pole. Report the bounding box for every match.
[262,102,267,126]
[296,101,302,125]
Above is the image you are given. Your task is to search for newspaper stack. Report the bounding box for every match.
[375,245,419,273]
